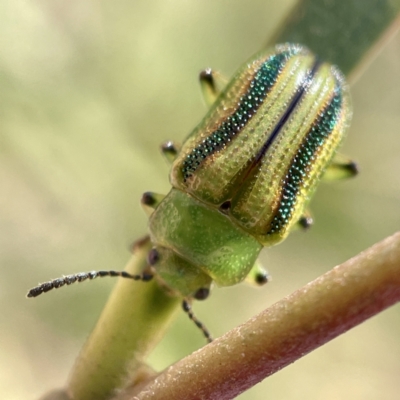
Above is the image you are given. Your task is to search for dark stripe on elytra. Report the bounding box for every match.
[252,59,321,166]
[267,86,343,236]
[182,51,292,181]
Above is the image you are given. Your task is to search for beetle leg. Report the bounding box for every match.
[322,153,359,181]
[129,235,151,254]
[295,210,314,230]
[160,140,181,164]
[199,68,226,107]
[245,260,269,286]
[141,192,165,215]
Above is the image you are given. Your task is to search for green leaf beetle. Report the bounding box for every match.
[28,43,357,342]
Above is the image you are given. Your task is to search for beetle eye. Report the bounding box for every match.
[147,248,160,266]
[194,287,210,300]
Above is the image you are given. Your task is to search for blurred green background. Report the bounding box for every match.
[1,1,399,399]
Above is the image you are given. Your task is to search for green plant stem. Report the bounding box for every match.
[66,237,181,400]
[119,231,400,400]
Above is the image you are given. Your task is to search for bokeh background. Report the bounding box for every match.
[1,1,399,399]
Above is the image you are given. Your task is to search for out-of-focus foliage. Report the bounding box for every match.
[270,0,400,78]
[1,1,399,399]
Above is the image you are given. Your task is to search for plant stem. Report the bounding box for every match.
[67,236,181,400]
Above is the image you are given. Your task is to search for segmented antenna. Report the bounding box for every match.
[27,270,213,343]
[182,299,213,343]
[27,270,153,298]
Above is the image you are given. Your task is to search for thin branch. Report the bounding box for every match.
[119,232,400,400]
[66,236,181,400]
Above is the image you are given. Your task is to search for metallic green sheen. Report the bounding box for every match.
[171,44,351,249]
[267,91,343,237]
[147,44,352,297]
[181,51,291,181]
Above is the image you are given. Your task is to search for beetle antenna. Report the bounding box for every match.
[182,299,213,343]
[27,270,154,298]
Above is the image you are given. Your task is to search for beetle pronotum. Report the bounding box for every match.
[28,44,357,342]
